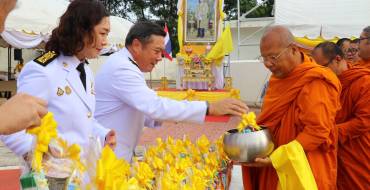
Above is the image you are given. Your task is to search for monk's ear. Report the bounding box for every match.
[290,44,299,54]
[335,55,343,62]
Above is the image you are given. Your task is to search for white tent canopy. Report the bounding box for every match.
[275,0,370,39]
[102,16,133,54]
[1,0,69,48]
[1,0,132,51]
[109,16,133,47]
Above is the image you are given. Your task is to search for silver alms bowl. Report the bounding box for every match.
[223,128,274,163]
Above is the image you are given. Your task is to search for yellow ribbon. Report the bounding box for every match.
[184,89,196,100]
[134,162,155,189]
[196,135,210,154]
[152,156,165,171]
[96,146,131,190]
[120,177,141,190]
[53,138,85,172]
[26,112,58,172]
[237,112,261,132]
[229,88,240,99]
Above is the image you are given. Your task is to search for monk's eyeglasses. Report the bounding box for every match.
[345,48,358,54]
[258,45,291,64]
[359,37,370,44]
[359,37,370,41]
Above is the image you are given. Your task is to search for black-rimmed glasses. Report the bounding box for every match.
[359,37,370,41]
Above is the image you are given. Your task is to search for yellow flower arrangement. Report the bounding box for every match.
[237,112,262,132]
[93,135,229,190]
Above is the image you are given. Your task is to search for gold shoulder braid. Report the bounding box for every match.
[34,51,59,66]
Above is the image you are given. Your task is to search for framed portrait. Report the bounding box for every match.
[184,0,218,44]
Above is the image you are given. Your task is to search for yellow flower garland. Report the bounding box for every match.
[26,112,58,172]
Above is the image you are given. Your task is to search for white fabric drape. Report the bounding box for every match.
[1,30,49,49]
[275,0,370,38]
[1,0,131,51]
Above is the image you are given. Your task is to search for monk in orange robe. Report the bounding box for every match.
[313,42,370,190]
[241,26,341,190]
[357,26,370,69]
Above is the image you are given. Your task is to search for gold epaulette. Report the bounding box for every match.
[34,51,59,66]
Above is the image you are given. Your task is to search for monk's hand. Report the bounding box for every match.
[104,130,117,150]
[238,157,272,167]
[209,98,248,116]
[247,157,272,167]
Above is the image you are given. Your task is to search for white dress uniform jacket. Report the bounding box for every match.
[95,48,207,161]
[1,52,110,156]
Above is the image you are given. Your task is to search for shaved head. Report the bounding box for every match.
[259,25,301,78]
[261,25,295,48]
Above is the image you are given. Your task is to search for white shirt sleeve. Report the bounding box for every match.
[111,66,207,123]
[0,131,33,156]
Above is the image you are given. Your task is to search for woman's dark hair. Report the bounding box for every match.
[45,0,109,55]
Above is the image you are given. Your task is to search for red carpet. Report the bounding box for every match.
[205,115,231,123]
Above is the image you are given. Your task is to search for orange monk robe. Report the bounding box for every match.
[335,65,370,190]
[356,59,370,69]
[242,53,341,190]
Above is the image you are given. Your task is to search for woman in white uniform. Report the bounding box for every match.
[1,0,116,157]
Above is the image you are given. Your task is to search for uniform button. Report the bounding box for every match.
[87,112,92,118]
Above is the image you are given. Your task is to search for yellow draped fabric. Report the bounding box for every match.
[177,0,184,53]
[270,140,318,190]
[206,25,233,66]
[156,89,240,103]
[26,112,58,172]
[295,36,358,49]
[219,0,225,21]
[294,36,339,49]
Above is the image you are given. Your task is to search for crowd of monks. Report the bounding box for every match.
[241,26,370,190]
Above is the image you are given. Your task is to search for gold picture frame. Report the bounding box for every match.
[184,0,219,44]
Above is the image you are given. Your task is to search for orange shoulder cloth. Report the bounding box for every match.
[257,53,341,130]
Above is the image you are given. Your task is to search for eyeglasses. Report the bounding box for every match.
[359,37,370,41]
[258,45,290,63]
[345,48,359,54]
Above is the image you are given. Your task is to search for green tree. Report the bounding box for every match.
[223,0,274,20]
[147,0,179,55]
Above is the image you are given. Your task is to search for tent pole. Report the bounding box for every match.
[8,47,12,81]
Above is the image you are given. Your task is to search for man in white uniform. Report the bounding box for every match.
[95,21,248,161]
